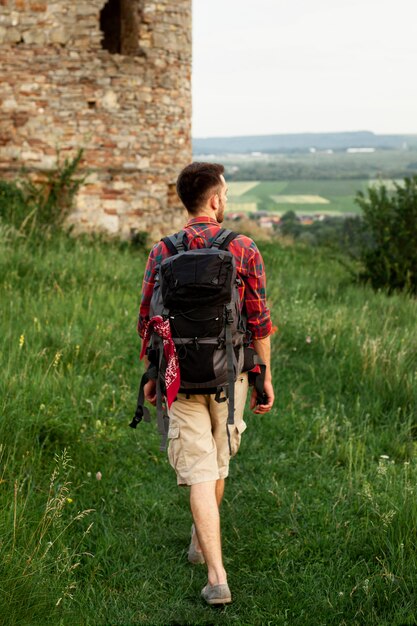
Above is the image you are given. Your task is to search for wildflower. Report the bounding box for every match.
[87,472,91,478]
[362,482,373,501]
[75,344,80,357]
[380,454,390,459]
[381,509,396,528]
[306,336,312,344]
[377,461,387,476]
[53,351,62,368]
[19,334,25,349]
[66,497,73,503]
[96,471,102,481]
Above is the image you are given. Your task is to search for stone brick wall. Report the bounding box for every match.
[0,0,191,239]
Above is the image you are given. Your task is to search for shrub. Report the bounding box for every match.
[355,176,417,294]
[0,179,27,230]
[0,150,86,236]
[276,214,367,256]
[279,210,302,238]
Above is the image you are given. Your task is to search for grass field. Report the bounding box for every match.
[1,226,417,625]
[228,180,371,215]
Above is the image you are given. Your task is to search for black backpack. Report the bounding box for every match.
[130,228,265,450]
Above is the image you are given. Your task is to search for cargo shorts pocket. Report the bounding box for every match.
[167,425,185,472]
[230,420,247,457]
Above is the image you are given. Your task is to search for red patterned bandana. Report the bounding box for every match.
[140,316,180,408]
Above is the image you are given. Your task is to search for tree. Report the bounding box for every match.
[279,210,302,238]
[355,176,417,294]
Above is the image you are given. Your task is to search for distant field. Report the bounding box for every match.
[271,195,330,205]
[227,179,370,215]
[219,148,417,182]
[227,202,257,213]
[369,178,403,190]
[227,181,260,196]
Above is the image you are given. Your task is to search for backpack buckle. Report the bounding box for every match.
[214,387,227,404]
[225,307,233,325]
[244,329,253,346]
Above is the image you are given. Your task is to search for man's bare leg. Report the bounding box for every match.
[215,478,225,505]
[191,478,224,554]
[190,480,227,586]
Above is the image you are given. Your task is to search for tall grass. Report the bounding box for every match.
[1,228,417,625]
[0,446,93,624]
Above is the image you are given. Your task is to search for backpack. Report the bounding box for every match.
[130,228,265,450]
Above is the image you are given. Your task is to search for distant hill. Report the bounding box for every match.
[193,131,417,154]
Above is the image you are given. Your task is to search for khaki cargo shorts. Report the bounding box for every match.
[167,373,249,486]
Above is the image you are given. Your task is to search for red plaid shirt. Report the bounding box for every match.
[138,216,273,339]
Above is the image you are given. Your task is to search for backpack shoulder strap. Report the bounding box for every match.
[161,230,187,255]
[210,228,239,250]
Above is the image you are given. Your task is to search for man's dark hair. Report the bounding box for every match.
[176,162,225,214]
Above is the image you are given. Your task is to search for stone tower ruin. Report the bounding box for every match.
[0,0,191,239]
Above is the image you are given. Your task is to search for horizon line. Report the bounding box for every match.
[192,130,417,140]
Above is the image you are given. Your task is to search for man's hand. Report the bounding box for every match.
[251,335,274,414]
[144,379,157,406]
[250,380,274,414]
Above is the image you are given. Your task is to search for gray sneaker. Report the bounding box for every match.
[188,524,205,564]
[188,541,205,564]
[201,583,232,605]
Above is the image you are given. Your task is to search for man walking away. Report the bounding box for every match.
[138,162,274,605]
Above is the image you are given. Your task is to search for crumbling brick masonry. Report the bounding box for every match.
[0,0,192,238]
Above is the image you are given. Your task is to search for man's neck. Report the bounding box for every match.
[188,208,219,222]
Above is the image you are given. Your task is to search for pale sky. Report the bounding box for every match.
[192,0,417,138]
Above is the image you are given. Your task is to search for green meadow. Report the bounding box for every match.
[1,226,417,625]
[228,180,371,215]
